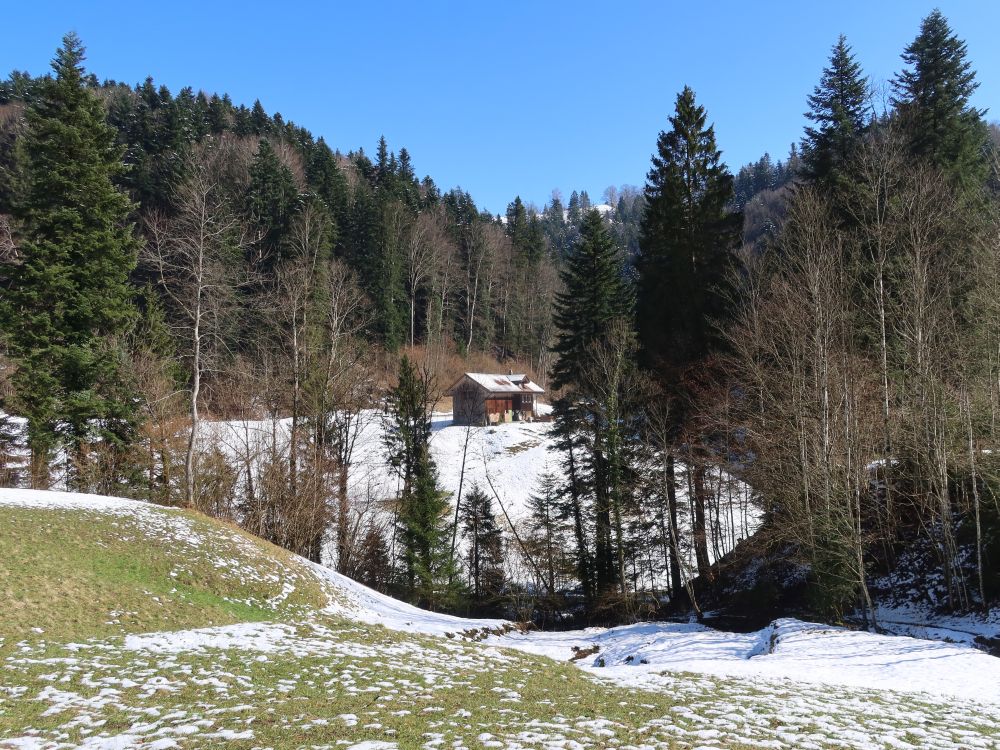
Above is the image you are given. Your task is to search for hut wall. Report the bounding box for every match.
[452,381,487,425]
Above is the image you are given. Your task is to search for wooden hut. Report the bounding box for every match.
[446,373,545,426]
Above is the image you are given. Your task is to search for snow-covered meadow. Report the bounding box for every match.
[205,408,761,581]
[2,489,999,749]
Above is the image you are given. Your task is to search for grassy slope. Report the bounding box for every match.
[1,498,997,749]
[1,504,327,641]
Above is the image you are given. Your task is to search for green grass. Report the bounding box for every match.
[1,499,998,749]
[0,505,326,641]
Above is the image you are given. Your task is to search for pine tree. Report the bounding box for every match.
[247,139,299,270]
[801,35,868,196]
[1,34,140,489]
[550,209,632,390]
[505,196,528,246]
[527,469,568,595]
[892,9,987,185]
[637,86,740,376]
[396,445,460,609]
[567,190,581,225]
[383,355,433,498]
[551,214,635,603]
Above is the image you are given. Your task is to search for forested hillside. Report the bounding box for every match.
[1,9,999,630]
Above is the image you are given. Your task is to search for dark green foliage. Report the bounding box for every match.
[505,196,528,243]
[801,35,869,192]
[892,9,987,186]
[246,139,300,270]
[1,34,140,488]
[550,210,632,390]
[527,469,569,595]
[0,408,21,487]
[383,355,432,496]
[806,515,863,622]
[637,86,740,378]
[306,138,350,228]
[461,483,505,601]
[397,446,461,609]
[385,356,459,609]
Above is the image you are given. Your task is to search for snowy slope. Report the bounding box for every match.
[4,488,998,709]
[6,488,1000,750]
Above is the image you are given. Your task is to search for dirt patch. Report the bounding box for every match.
[570,644,600,662]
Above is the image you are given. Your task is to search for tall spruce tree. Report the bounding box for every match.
[1,34,140,489]
[892,9,987,185]
[637,86,740,377]
[461,484,505,602]
[550,210,632,390]
[802,35,869,192]
[246,139,299,271]
[637,86,739,584]
[550,211,634,604]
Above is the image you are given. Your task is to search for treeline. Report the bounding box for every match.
[509,10,1000,623]
[722,17,1000,620]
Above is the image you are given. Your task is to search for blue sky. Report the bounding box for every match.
[3,1,998,214]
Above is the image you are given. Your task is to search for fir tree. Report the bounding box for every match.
[527,469,568,595]
[383,355,433,498]
[385,356,459,609]
[567,190,581,225]
[396,445,460,610]
[505,196,528,246]
[247,139,300,270]
[461,483,505,601]
[802,36,869,192]
[892,9,987,185]
[550,209,632,390]
[1,34,140,489]
[637,86,739,584]
[637,86,740,376]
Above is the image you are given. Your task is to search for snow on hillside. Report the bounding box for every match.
[489,617,1000,706]
[5,488,1000,749]
[4,488,998,706]
[206,409,761,577]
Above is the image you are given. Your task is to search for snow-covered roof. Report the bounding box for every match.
[447,373,545,394]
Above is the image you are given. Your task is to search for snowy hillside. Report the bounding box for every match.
[208,409,760,574]
[3,489,1000,749]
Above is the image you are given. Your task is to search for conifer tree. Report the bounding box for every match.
[892,9,987,185]
[802,35,869,191]
[397,445,460,609]
[551,210,632,390]
[384,356,459,609]
[527,469,569,595]
[637,86,740,376]
[505,196,528,246]
[247,139,299,270]
[551,214,635,603]
[461,483,505,601]
[1,34,140,488]
[637,86,739,584]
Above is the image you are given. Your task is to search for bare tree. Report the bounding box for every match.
[144,154,246,507]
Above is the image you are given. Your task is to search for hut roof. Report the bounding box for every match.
[446,372,545,395]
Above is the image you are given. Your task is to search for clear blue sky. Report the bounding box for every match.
[3,1,998,214]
